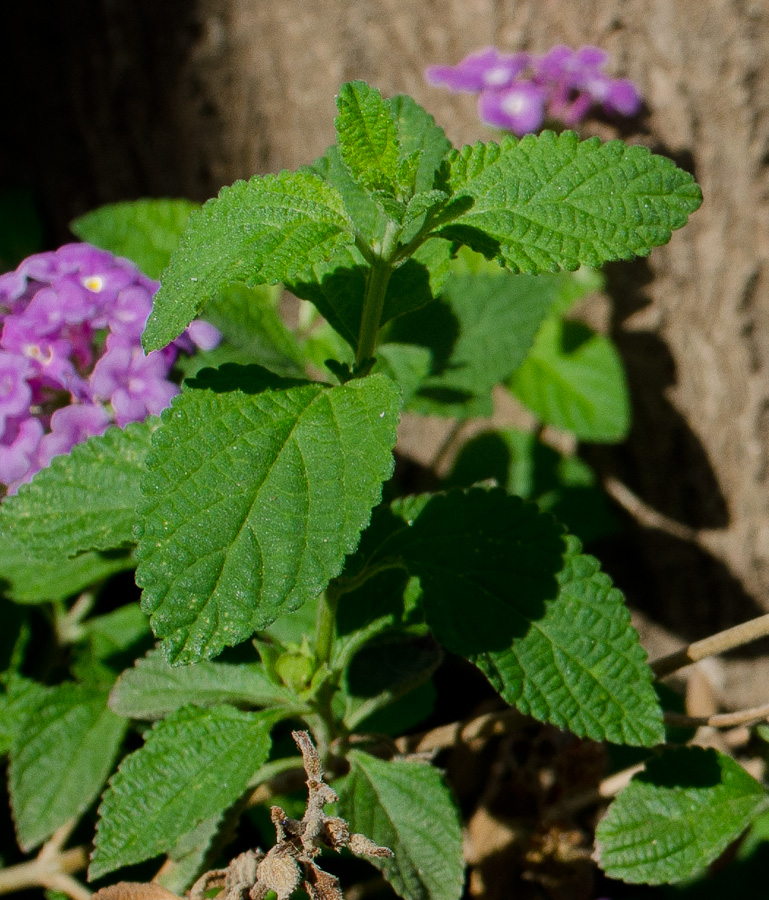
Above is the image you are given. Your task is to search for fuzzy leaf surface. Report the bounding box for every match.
[595,746,769,884]
[509,318,630,442]
[9,683,127,850]
[0,420,156,558]
[136,367,399,664]
[143,171,353,350]
[342,632,442,730]
[388,94,451,194]
[307,145,387,244]
[340,750,464,900]
[349,489,663,745]
[386,272,561,418]
[109,648,296,718]
[71,199,199,279]
[336,82,401,192]
[90,705,275,878]
[0,676,51,756]
[82,603,152,661]
[0,537,133,604]
[440,131,702,273]
[155,812,224,894]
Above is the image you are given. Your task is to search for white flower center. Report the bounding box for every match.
[82,276,104,293]
[502,93,528,115]
[484,66,510,87]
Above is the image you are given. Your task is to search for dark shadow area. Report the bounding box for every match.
[1,1,215,243]
[186,363,308,395]
[387,294,462,375]
[602,257,729,530]
[405,490,566,657]
[590,524,766,649]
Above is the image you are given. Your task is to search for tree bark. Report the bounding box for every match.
[5,0,769,703]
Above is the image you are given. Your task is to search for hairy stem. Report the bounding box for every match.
[355,222,400,368]
[355,258,393,367]
[0,846,89,898]
[651,612,769,678]
[311,585,342,761]
[315,585,340,670]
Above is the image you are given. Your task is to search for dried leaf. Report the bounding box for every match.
[92,884,180,900]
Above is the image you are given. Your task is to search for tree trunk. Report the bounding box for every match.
[5,0,769,703]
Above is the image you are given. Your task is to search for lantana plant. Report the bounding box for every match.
[1,77,768,900]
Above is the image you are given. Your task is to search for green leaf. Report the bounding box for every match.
[155,812,224,894]
[440,131,702,273]
[109,648,296,718]
[0,537,133,604]
[348,489,663,745]
[509,318,630,442]
[307,145,387,244]
[142,171,354,351]
[342,632,442,730]
[70,199,199,279]
[595,746,769,884]
[386,272,561,418]
[339,750,464,900]
[136,366,399,664]
[0,675,51,756]
[81,602,152,661]
[388,94,452,195]
[374,344,432,408]
[0,420,157,559]
[336,82,401,193]
[0,598,30,675]
[446,428,617,544]
[90,705,276,878]
[187,283,305,378]
[9,683,127,850]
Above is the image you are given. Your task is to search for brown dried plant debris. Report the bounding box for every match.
[94,731,393,900]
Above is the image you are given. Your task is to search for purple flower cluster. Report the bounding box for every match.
[0,243,220,494]
[425,46,641,135]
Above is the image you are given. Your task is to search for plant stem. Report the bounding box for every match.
[355,222,400,369]
[311,584,342,762]
[0,846,89,898]
[651,612,769,678]
[355,257,393,367]
[315,584,340,670]
[664,701,769,729]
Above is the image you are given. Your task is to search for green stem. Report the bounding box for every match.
[355,257,393,367]
[355,222,401,368]
[315,584,340,670]
[311,584,342,762]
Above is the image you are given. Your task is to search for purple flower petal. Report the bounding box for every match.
[37,403,111,470]
[427,44,642,134]
[604,79,642,116]
[0,353,33,428]
[426,47,529,93]
[107,285,154,339]
[0,416,45,492]
[574,46,609,69]
[186,319,222,351]
[478,83,546,135]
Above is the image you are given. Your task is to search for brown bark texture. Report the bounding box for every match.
[4,0,769,702]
